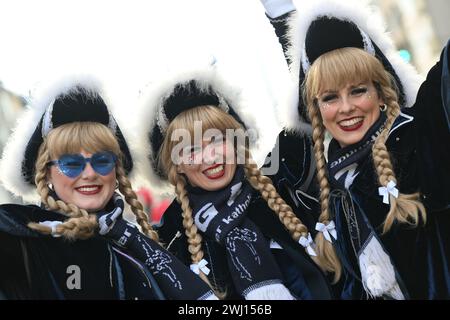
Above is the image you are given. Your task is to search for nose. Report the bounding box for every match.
[80,162,97,179]
[339,96,356,114]
[202,143,222,165]
[202,148,217,165]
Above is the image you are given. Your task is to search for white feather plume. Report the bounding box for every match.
[128,62,264,192]
[0,74,116,203]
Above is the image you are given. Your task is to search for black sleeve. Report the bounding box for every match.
[261,130,320,229]
[0,232,30,299]
[409,39,450,210]
[442,40,450,127]
[0,205,38,299]
[153,201,191,264]
[111,216,215,300]
[125,232,215,300]
[266,11,296,66]
[412,39,450,132]
[153,201,181,243]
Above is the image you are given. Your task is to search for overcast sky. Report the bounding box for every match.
[0,0,289,100]
[1,0,293,164]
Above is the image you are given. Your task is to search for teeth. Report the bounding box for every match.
[205,165,224,175]
[340,117,363,127]
[77,186,99,192]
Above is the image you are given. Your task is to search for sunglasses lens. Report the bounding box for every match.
[58,154,85,178]
[91,152,117,176]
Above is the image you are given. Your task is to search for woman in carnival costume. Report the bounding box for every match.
[133,64,334,299]
[260,0,450,299]
[0,76,217,300]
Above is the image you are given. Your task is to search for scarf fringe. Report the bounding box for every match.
[358,236,405,300]
[244,282,296,300]
[199,291,219,300]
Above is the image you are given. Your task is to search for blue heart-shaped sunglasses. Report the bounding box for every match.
[47,151,118,178]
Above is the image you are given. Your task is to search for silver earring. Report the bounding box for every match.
[47,183,54,191]
[380,104,387,112]
[115,180,119,189]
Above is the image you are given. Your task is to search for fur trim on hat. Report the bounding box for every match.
[131,64,262,189]
[282,0,423,133]
[0,75,122,203]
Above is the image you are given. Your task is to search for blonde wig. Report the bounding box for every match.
[30,122,159,242]
[303,47,426,281]
[158,105,320,297]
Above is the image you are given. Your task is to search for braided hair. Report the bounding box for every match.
[303,47,426,282]
[158,105,320,295]
[29,122,159,242]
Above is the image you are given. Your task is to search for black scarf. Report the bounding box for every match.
[328,112,387,189]
[187,166,288,298]
[97,193,217,300]
[39,192,216,300]
[327,113,406,299]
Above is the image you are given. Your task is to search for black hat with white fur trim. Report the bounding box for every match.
[134,64,259,183]
[282,0,423,132]
[0,76,133,203]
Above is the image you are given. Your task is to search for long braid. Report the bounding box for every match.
[243,160,325,272]
[28,122,154,241]
[301,46,427,283]
[372,87,426,233]
[307,104,342,283]
[116,163,159,242]
[168,167,226,299]
[34,145,89,217]
[29,142,98,240]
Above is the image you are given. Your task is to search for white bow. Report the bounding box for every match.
[315,221,337,243]
[378,180,399,204]
[39,220,63,237]
[190,259,210,276]
[298,233,317,256]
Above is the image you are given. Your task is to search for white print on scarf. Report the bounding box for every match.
[216,194,252,242]
[226,227,260,282]
[329,125,385,169]
[227,182,242,206]
[138,237,182,290]
[221,195,251,225]
[334,163,359,189]
[195,203,219,232]
[194,181,250,238]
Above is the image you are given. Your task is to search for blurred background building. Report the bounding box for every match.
[0,83,26,204]
[1,0,449,221]
[373,0,450,74]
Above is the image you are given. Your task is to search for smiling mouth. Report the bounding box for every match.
[203,164,225,179]
[338,117,364,131]
[75,185,103,195]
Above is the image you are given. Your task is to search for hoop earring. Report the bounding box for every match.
[380,104,387,112]
[47,183,54,191]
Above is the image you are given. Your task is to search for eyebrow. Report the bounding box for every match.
[320,82,368,95]
[318,90,338,96]
[349,82,368,89]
